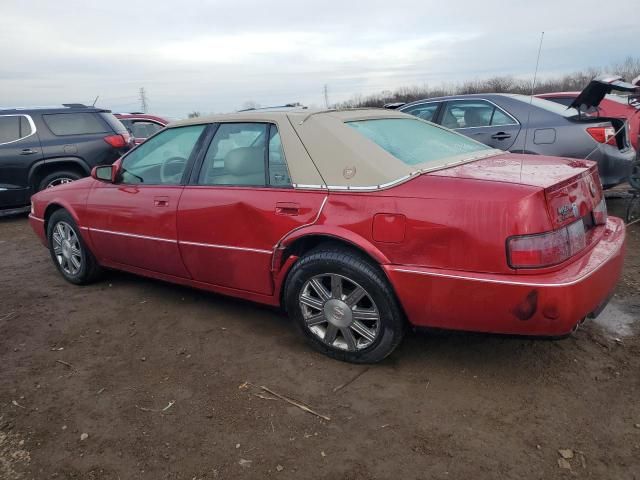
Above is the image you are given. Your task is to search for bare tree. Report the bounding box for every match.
[336,57,640,108]
[188,111,201,118]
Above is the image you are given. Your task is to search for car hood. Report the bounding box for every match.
[427,153,594,189]
[569,74,639,110]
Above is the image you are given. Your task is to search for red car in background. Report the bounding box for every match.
[537,75,640,154]
[537,92,640,151]
[28,109,625,363]
[114,113,169,145]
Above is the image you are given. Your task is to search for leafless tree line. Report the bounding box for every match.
[337,57,640,108]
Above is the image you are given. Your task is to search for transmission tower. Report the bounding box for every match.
[139,87,148,113]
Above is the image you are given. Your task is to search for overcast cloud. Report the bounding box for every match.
[0,0,637,118]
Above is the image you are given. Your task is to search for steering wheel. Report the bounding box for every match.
[160,156,187,184]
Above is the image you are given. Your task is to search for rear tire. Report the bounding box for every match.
[38,170,82,191]
[285,246,405,363]
[47,209,102,285]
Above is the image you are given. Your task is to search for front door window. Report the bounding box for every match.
[120,125,206,185]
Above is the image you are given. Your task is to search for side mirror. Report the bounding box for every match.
[91,164,117,183]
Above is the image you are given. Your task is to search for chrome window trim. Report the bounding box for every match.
[401,98,520,129]
[292,149,502,192]
[0,114,37,146]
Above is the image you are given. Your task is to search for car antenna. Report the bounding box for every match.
[521,32,545,159]
[92,95,99,107]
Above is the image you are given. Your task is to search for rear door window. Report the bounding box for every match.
[197,123,291,187]
[43,113,109,136]
[0,115,34,144]
[441,100,516,129]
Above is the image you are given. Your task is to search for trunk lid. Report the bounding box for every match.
[569,74,638,111]
[428,153,603,227]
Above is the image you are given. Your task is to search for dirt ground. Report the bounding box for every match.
[0,200,638,480]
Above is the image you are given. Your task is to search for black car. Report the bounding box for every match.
[395,93,636,188]
[0,104,131,215]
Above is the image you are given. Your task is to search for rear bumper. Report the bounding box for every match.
[592,146,636,188]
[385,217,626,336]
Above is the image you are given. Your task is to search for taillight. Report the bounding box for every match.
[104,133,130,148]
[586,126,617,146]
[592,197,608,225]
[507,219,586,269]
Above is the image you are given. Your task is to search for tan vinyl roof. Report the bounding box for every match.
[169,108,497,189]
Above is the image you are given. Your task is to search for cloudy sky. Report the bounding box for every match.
[1,0,637,118]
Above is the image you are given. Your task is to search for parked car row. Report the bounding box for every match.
[0,105,132,215]
[2,75,638,215]
[389,75,639,188]
[28,108,625,363]
[0,106,168,215]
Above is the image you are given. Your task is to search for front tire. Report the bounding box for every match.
[285,246,405,363]
[47,210,102,284]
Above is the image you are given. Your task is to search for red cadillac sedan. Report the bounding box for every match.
[28,109,625,363]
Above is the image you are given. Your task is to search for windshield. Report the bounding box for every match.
[347,118,492,166]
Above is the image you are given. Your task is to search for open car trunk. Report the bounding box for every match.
[569,74,638,111]
[567,74,638,152]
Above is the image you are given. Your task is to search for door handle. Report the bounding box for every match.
[20,148,38,155]
[491,132,511,140]
[275,202,300,216]
[154,196,169,207]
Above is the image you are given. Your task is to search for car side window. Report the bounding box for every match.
[268,129,291,186]
[402,103,439,122]
[119,125,206,185]
[42,113,109,136]
[0,115,34,144]
[490,108,514,126]
[198,122,290,187]
[130,121,164,139]
[441,100,515,129]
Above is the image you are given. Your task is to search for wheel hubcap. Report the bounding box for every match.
[52,221,82,275]
[46,177,75,188]
[299,273,380,352]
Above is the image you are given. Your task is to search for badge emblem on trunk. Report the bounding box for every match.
[558,203,579,220]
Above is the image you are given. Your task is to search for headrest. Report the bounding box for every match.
[224,147,264,175]
[464,108,487,127]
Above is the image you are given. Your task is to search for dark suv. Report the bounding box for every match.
[0,104,131,215]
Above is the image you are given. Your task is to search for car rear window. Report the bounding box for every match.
[43,112,109,136]
[509,95,581,117]
[347,118,491,166]
[99,112,129,134]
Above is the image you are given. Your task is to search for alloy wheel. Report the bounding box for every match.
[46,177,75,188]
[299,273,380,351]
[52,221,82,276]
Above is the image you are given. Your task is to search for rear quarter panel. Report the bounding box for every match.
[316,175,549,274]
